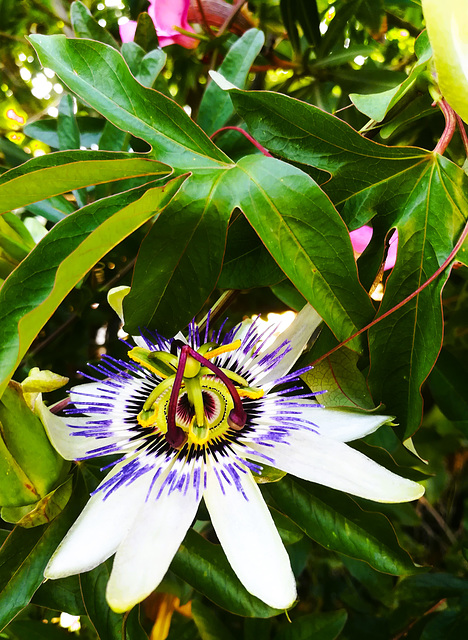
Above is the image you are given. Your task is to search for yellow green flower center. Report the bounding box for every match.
[128,339,264,449]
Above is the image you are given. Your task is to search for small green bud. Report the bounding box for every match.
[0,379,70,521]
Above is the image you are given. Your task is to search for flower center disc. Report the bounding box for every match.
[149,377,234,446]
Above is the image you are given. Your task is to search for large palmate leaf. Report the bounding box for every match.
[269,477,420,576]
[364,156,468,438]
[0,175,187,395]
[224,86,468,435]
[230,155,375,345]
[28,35,231,171]
[0,150,170,213]
[123,170,233,336]
[124,156,375,343]
[223,85,428,209]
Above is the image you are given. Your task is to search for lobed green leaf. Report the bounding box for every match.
[0,175,187,396]
[0,150,171,214]
[28,35,231,171]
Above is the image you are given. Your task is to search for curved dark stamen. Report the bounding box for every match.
[184,346,247,430]
[165,343,247,447]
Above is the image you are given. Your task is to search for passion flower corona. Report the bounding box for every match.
[42,305,424,612]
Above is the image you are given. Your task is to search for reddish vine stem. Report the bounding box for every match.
[455,113,468,156]
[433,99,457,155]
[217,0,247,37]
[210,126,272,157]
[312,219,468,366]
[195,0,215,38]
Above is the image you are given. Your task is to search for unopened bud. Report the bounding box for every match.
[0,377,70,525]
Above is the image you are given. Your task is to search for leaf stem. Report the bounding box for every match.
[217,0,248,38]
[312,219,468,365]
[433,99,457,155]
[455,113,468,157]
[210,126,272,157]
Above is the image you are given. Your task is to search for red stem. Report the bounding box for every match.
[312,219,468,365]
[455,113,468,157]
[210,126,273,157]
[433,99,457,155]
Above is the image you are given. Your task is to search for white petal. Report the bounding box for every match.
[254,304,322,388]
[45,465,152,579]
[106,482,201,613]
[38,400,135,460]
[249,432,424,503]
[37,402,98,460]
[204,465,296,609]
[283,404,394,442]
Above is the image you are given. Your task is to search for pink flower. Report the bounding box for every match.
[350,225,398,271]
[120,0,198,49]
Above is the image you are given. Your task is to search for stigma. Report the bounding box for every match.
[131,339,264,449]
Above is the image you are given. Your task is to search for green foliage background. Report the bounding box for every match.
[1,1,468,638]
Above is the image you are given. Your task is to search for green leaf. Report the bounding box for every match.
[420,609,468,640]
[136,49,167,88]
[395,573,468,604]
[7,620,72,640]
[427,348,468,434]
[0,470,88,631]
[270,507,304,545]
[271,280,306,311]
[198,29,264,136]
[0,150,171,214]
[0,175,187,396]
[191,600,237,640]
[125,154,376,342]
[28,35,230,171]
[302,347,375,410]
[349,38,432,121]
[226,86,467,435]
[26,195,76,223]
[32,574,85,615]
[275,610,348,640]
[232,155,375,345]
[366,156,468,438]
[80,560,125,640]
[280,0,301,55]
[217,211,284,289]
[124,607,149,640]
[225,86,427,207]
[134,11,159,52]
[295,0,321,49]
[269,476,421,575]
[24,115,105,149]
[171,529,281,618]
[57,94,80,150]
[71,0,120,49]
[121,42,167,88]
[123,171,231,335]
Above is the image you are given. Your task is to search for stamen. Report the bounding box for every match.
[166,346,190,449]
[186,347,247,431]
[203,339,242,360]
